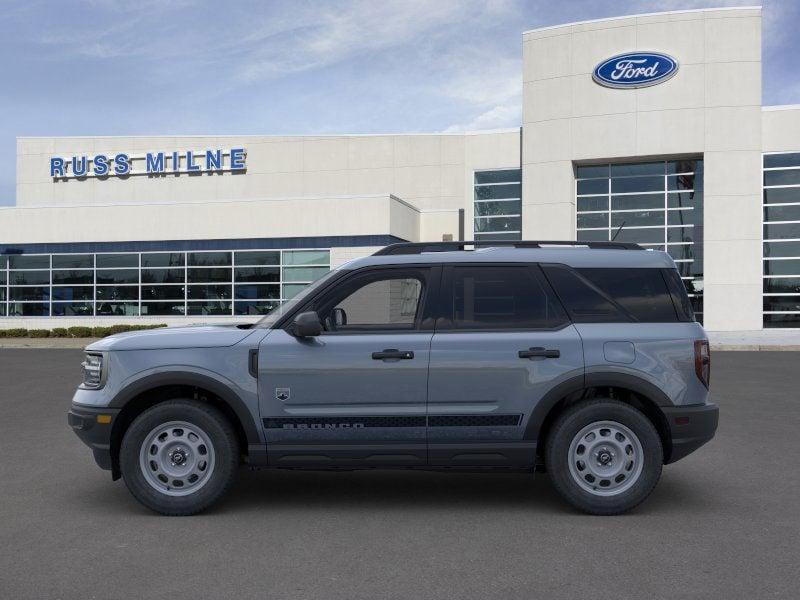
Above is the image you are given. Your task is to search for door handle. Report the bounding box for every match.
[518,347,560,359]
[372,349,414,360]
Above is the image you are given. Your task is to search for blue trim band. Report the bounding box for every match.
[0,235,407,255]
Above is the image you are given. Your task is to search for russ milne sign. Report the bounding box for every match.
[49,148,246,179]
[592,52,678,89]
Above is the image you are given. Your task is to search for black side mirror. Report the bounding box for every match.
[291,311,322,338]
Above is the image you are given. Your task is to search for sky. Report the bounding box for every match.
[1,0,798,206]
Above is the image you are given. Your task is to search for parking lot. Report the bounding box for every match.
[0,349,798,599]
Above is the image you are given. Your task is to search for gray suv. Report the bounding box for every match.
[68,241,718,516]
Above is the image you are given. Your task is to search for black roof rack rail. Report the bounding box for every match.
[373,240,643,256]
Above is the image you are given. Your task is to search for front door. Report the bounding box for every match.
[258,265,439,467]
[427,264,584,467]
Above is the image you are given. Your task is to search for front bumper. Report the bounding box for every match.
[663,402,719,464]
[68,404,121,471]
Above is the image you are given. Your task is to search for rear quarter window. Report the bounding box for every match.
[577,268,679,322]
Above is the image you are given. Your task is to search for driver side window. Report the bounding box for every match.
[320,272,426,332]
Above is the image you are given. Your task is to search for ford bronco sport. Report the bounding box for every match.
[68,241,718,515]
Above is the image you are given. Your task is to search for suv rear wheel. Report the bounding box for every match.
[545,399,662,515]
[120,400,239,515]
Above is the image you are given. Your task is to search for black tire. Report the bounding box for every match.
[120,399,239,516]
[545,399,663,515]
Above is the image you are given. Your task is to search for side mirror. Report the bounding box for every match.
[291,311,322,338]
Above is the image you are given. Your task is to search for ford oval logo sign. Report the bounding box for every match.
[593,52,679,89]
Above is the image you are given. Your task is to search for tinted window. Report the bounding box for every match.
[578,268,678,322]
[332,277,422,330]
[447,266,567,330]
[542,266,627,323]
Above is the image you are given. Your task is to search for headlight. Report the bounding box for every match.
[81,353,105,389]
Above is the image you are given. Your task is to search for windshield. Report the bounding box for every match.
[255,269,340,328]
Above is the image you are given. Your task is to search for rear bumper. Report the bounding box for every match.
[663,402,719,464]
[68,404,121,471]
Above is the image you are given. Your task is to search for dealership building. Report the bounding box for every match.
[2,5,799,332]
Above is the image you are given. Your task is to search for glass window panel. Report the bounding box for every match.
[617,228,665,244]
[576,229,609,241]
[764,170,800,187]
[188,252,231,266]
[667,160,702,174]
[474,216,521,233]
[764,223,800,240]
[282,266,329,283]
[187,267,231,283]
[611,176,663,194]
[576,165,609,179]
[474,200,521,217]
[764,204,800,223]
[142,268,185,284]
[282,250,329,266]
[96,302,139,316]
[474,170,520,184]
[0,288,5,301]
[52,270,93,284]
[474,232,525,241]
[667,174,699,191]
[96,269,138,284]
[52,286,93,301]
[187,301,232,315]
[10,287,50,301]
[9,271,50,285]
[8,302,49,316]
[52,254,93,269]
[283,283,309,300]
[763,278,800,294]
[577,213,608,229]
[764,153,800,168]
[667,191,703,209]
[52,302,94,317]
[763,241,800,258]
[0,255,6,269]
[611,162,663,177]
[763,188,800,204]
[763,296,800,312]
[667,209,699,226]
[234,267,280,283]
[187,284,232,300]
[0,304,5,316]
[141,302,185,316]
[234,284,280,300]
[667,244,696,261]
[141,285,185,300]
[577,196,608,212]
[612,194,664,211]
[667,227,694,244]
[141,253,185,268]
[578,268,677,322]
[9,255,49,269]
[611,210,664,228]
[577,179,608,195]
[96,253,138,268]
[764,260,800,276]
[764,313,800,327]
[234,251,279,266]
[96,286,138,301]
[234,301,279,316]
[474,184,521,200]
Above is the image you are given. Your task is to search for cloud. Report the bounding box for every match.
[443,103,521,132]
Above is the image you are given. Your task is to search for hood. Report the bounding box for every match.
[86,324,259,352]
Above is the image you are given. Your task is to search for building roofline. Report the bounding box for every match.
[522,5,761,36]
[16,128,520,141]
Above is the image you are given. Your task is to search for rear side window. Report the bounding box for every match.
[661,268,696,322]
[444,265,567,330]
[542,266,628,323]
[577,268,678,322]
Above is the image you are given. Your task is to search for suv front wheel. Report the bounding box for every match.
[120,400,239,515]
[545,399,663,515]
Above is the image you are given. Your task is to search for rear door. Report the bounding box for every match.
[427,264,584,467]
[258,265,439,467]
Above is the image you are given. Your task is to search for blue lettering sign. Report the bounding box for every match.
[171,151,180,171]
[593,52,678,89]
[186,151,200,172]
[230,148,246,170]
[146,152,165,173]
[205,149,222,170]
[114,153,130,175]
[50,158,65,177]
[72,156,88,177]
[93,154,109,176]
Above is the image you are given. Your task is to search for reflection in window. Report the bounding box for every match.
[474,169,521,241]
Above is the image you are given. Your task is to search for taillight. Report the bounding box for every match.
[694,340,710,388]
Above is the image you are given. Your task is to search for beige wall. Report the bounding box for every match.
[522,6,763,331]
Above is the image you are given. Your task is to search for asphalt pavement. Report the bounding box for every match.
[0,349,797,599]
